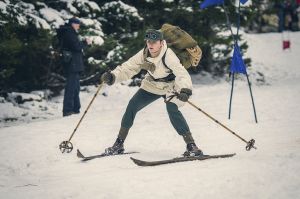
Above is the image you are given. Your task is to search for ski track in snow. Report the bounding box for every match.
[0,32,300,199]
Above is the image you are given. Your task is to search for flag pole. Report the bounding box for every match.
[202,1,258,123]
[223,2,237,120]
[245,73,258,123]
[237,0,258,123]
[228,72,235,119]
[225,0,258,123]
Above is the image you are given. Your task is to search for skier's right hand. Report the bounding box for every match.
[101,71,115,85]
[177,88,192,102]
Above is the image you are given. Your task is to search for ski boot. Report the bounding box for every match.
[105,138,125,155]
[183,143,204,157]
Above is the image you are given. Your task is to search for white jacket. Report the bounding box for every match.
[111,41,192,98]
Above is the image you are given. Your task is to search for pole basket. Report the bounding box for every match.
[59,141,73,153]
[246,139,256,151]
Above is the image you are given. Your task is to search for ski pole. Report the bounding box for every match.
[187,100,257,151]
[59,83,104,153]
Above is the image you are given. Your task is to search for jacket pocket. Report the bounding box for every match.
[62,50,72,63]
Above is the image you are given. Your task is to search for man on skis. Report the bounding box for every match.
[101,29,203,157]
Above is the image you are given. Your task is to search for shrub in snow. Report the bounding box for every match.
[7,92,43,105]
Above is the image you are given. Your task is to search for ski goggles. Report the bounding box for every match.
[144,29,163,41]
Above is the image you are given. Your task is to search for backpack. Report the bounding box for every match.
[56,24,66,50]
[55,25,73,63]
[143,23,202,70]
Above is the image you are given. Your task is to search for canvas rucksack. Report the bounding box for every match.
[55,25,72,63]
[56,25,66,49]
[143,23,202,71]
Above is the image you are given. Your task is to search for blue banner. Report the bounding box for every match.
[240,0,248,4]
[200,0,224,9]
[230,44,247,74]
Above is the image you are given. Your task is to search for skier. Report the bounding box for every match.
[57,17,91,117]
[101,29,203,157]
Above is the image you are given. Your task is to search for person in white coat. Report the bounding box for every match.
[101,29,203,156]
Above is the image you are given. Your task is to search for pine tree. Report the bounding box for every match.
[0,0,260,93]
[121,0,246,75]
[0,2,53,92]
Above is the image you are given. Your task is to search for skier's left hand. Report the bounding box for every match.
[177,88,192,102]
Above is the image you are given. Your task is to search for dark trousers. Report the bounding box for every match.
[63,73,81,114]
[121,89,190,135]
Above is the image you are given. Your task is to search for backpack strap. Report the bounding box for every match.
[143,47,176,82]
[162,48,173,74]
[144,47,173,73]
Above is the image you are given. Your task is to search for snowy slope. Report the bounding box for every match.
[0,32,300,199]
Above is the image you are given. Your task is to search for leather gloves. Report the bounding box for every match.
[177,88,192,102]
[101,71,116,85]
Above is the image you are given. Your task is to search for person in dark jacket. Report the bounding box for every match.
[58,17,91,117]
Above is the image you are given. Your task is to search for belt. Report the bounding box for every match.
[148,73,176,82]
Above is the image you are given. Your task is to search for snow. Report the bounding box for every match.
[27,13,51,29]
[61,0,79,14]
[60,0,100,14]
[39,8,65,28]
[78,18,104,46]
[7,92,42,104]
[1,0,104,38]
[103,1,143,21]
[85,1,101,11]
[86,35,104,46]
[88,57,103,65]
[0,1,7,14]
[1,32,300,198]
[0,91,61,125]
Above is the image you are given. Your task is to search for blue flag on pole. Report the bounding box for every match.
[200,0,224,9]
[240,0,248,4]
[230,44,247,74]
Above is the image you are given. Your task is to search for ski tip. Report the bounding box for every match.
[130,157,146,166]
[77,149,85,158]
[130,157,137,161]
[212,153,236,158]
